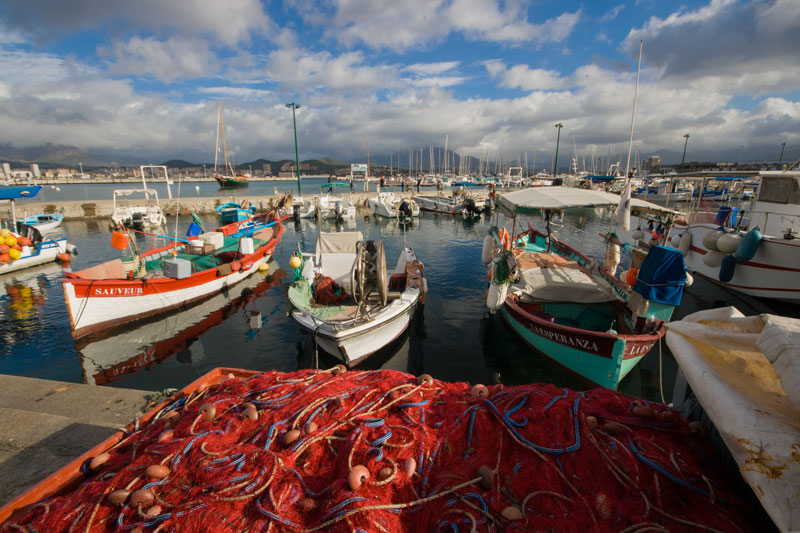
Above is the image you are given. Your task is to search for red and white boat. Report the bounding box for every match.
[673,170,800,302]
[62,213,285,339]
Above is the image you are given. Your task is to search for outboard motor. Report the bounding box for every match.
[131,212,145,230]
[335,200,344,219]
[398,200,412,223]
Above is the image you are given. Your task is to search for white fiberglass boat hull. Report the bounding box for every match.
[290,289,420,365]
[0,239,67,276]
[676,223,800,302]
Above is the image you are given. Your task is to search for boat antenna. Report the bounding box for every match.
[624,40,643,184]
[174,169,181,249]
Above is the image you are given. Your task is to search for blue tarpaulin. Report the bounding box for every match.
[0,186,42,200]
[633,245,686,306]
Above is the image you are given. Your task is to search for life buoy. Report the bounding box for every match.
[498,228,511,250]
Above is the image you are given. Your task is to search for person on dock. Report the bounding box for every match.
[416,178,421,192]
[401,179,405,193]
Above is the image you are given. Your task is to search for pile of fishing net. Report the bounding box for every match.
[2,368,760,532]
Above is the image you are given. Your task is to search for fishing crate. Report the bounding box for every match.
[0,368,258,526]
[185,241,215,255]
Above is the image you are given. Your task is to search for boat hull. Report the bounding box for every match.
[500,299,658,390]
[215,175,249,188]
[290,290,420,366]
[676,223,800,302]
[413,196,462,214]
[0,239,67,275]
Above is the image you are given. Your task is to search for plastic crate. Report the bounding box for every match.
[0,367,258,525]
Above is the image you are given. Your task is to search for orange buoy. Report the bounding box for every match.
[58,252,71,262]
[347,465,370,490]
[498,228,511,250]
[0,253,8,264]
[625,268,639,287]
[230,260,242,272]
[111,231,128,250]
[471,384,489,398]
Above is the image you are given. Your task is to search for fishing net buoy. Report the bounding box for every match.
[164,411,181,424]
[417,374,433,385]
[145,465,170,479]
[109,489,131,506]
[601,421,630,436]
[585,415,598,429]
[130,489,154,508]
[656,410,677,423]
[157,430,174,443]
[258,262,270,272]
[477,465,494,489]
[403,458,416,477]
[89,452,110,471]
[142,504,162,519]
[379,466,394,480]
[595,493,612,520]
[348,465,370,491]
[305,421,317,434]
[331,364,346,376]
[200,404,216,421]
[283,429,301,446]
[689,420,709,437]
[299,498,316,512]
[196,382,209,394]
[471,384,489,398]
[631,401,655,418]
[501,506,523,520]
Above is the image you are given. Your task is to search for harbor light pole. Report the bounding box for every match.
[779,142,786,165]
[553,123,563,176]
[680,133,690,170]
[285,102,302,195]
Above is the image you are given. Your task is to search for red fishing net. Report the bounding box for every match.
[2,369,760,532]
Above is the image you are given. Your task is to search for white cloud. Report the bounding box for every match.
[623,0,800,94]
[600,4,625,23]
[404,62,460,76]
[100,37,219,83]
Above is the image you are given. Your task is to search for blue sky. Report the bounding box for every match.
[0,0,798,167]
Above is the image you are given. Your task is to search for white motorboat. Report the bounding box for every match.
[672,170,800,302]
[633,180,692,204]
[18,213,63,233]
[367,191,419,221]
[316,183,356,221]
[287,231,426,365]
[289,195,316,219]
[110,188,166,230]
[413,194,464,214]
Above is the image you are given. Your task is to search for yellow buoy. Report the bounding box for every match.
[4,236,17,247]
[8,248,21,260]
[258,262,269,272]
[0,228,11,237]
[289,255,302,269]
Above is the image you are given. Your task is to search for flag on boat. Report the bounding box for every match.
[615,181,631,231]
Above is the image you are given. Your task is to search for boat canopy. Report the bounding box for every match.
[113,188,159,197]
[498,186,679,218]
[316,231,364,254]
[321,182,352,192]
[0,185,42,200]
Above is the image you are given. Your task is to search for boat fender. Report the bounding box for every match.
[716,232,743,254]
[701,228,724,251]
[678,232,691,256]
[631,227,644,241]
[719,254,736,282]
[66,243,78,255]
[481,235,495,265]
[604,242,621,276]
[734,227,762,262]
[684,271,694,287]
[625,268,639,287]
[703,250,724,268]
[486,282,508,313]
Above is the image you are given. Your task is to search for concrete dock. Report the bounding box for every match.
[0,374,153,507]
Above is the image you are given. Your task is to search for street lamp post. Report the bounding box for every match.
[285,102,302,195]
[680,134,690,170]
[553,123,563,176]
[779,142,786,165]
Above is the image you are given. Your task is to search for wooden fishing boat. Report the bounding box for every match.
[487,186,688,389]
[212,103,249,189]
[1,186,75,275]
[62,212,285,339]
[287,231,426,365]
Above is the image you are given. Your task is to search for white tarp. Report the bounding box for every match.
[665,307,800,533]
[316,231,364,254]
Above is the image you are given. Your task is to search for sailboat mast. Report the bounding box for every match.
[220,104,231,175]
[214,104,221,173]
[624,40,643,181]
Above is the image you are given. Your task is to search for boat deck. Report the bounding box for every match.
[143,235,268,275]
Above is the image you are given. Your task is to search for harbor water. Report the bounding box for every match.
[1,188,797,401]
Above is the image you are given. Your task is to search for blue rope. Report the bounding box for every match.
[397,400,429,408]
[370,431,392,447]
[481,397,581,455]
[544,389,569,411]
[368,447,384,462]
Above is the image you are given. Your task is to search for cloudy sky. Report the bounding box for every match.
[0,0,798,168]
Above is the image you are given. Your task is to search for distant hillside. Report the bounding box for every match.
[319,157,348,166]
[0,143,108,167]
[161,159,197,168]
